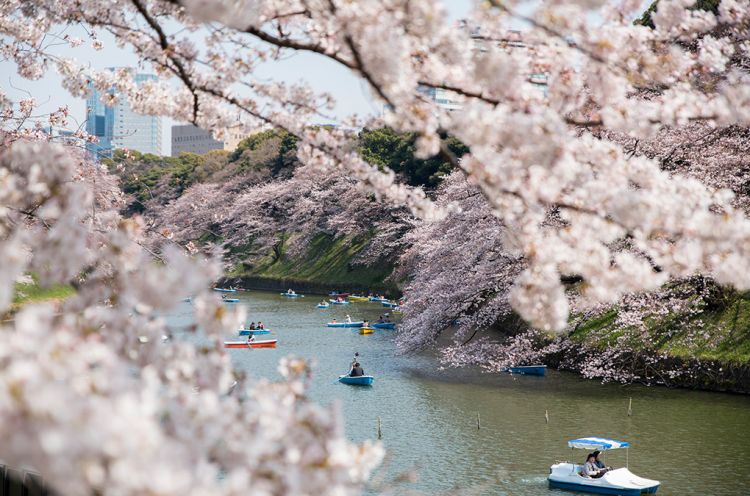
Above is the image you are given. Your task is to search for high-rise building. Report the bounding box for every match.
[171,124,224,156]
[86,70,162,159]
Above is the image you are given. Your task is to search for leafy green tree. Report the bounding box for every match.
[358,127,467,187]
[635,0,720,28]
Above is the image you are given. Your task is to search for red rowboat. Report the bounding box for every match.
[224,339,277,349]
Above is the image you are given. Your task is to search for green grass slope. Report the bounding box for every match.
[570,291,750,364]
[229,233,397,292]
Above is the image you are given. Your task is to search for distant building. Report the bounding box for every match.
[222,125,247,152]
[417,86,463,111]
[171,124,224,156]
[416,25,548,113]
[85,69,162,159]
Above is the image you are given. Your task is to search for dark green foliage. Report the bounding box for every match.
[229,129,299,175]
[358,127,468,187]
[636,0,721,28]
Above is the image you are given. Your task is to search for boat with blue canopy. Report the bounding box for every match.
[548,437,660,495]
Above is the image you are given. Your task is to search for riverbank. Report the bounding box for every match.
[223,232,401,297]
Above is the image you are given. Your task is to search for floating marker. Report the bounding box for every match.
[545,409,549,423]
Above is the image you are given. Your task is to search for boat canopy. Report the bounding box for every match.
[567,437,630,451]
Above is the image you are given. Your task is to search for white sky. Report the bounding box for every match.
[0,2,472,153]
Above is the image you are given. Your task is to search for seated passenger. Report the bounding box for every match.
[258,322,264,329]
[584,454,605,479]
[593,451,611,473]
[350,362,365,377]
[249,322,256,330]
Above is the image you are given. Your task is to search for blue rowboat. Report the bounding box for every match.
[381,301,397,308]
[213,288,236,293]
[372,322,395,329]
[338,375,374,386]
[506,365,546,376]
[327,321,364,328]
[238,329,270,336]
[280,292,303,298]
[329,299,350,305]
[317,303,330,308]
[222,298,240,303]
[369,296,386,302]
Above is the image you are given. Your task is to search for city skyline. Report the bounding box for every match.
[85,69,162,158]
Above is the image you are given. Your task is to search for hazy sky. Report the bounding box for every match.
[0,2,472,152]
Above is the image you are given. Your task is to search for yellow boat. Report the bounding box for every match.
[359,327,375,335]
[349,295,369,302]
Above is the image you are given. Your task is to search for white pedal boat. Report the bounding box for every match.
[548,437,659,496]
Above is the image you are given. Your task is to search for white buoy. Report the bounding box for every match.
[545,409,549,423]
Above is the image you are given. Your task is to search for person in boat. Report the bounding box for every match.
[331,318,337,324]
[350,352,359,369]
[592,451,611,473]
[350,362,365,377]
[287,288,294,294]
[320,300,327,306]
[377,315,384,323]
[345,314,352,324]
[249,322,256,330]
[363,320,370,328]
[584,453,606,479]
[258,322,264,330]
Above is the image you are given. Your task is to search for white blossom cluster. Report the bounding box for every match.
[0,140,383,494]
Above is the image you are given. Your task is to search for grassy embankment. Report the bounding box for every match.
[11,276,74,310]
[226,232,399,294]
[569,292,750,365]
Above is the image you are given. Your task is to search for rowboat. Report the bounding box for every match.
[317,303,330,308]
[372,322,395,330]
[329,299,350,305]
[369,296,387,302]
[382,301,398,308]
[349,295,369,302]
[222,298,240,303]
[338,375,374,386]
[281,292,303,298]
[238,329,270,336]
[359,327,374,334]
[504,365,546,376]
[224,339,277,349]
[213,288,236,293]
[327,321,364,328]
[549,437,660,496]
